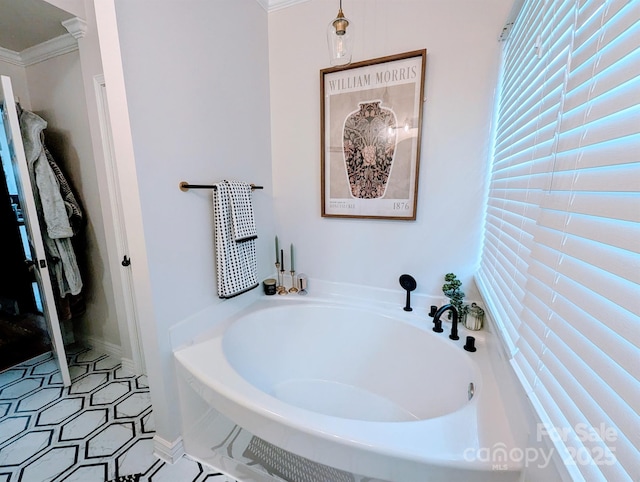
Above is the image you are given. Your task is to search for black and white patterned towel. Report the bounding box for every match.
[226,180,257,241]
[213,181,258,299]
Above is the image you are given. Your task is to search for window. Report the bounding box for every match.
[477,0,639,479]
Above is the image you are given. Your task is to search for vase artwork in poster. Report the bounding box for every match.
[343,101,397,199]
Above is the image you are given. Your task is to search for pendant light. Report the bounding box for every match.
[327,0,353,66]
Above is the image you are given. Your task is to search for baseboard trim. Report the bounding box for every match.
[83,337,142,376]
[120,357,136,375]
[154,435,185,464]
[82,336,122,361]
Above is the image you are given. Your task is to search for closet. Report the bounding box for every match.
[0,0,128,381]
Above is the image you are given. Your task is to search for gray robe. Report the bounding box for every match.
[19,110,82,297]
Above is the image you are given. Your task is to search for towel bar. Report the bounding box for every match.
[179,182,263,192]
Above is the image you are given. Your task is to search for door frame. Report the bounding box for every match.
[93,74,145,374]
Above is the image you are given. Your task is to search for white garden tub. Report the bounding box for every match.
[174,298,522,481]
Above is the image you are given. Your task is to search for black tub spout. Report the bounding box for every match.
[432,304,459,340]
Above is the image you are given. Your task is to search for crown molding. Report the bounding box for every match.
[0,46,23,66]
[256,0,310,12]
[0,33,78,68]
[19,33,78,66]
[62,17,87,39]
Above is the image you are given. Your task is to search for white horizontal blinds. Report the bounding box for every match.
[478,0,550,354]
[527,0,640,478]
[515,0,577,396]
[479,0,640,479]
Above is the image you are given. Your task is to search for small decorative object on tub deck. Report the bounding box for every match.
[288,243,298,293]
[277,248,287,294]
[273,239,301,294]
[442,272,468,321]
[263,278,276,295]
[464,302,485,331]
[297,273,308,295]
[398,274,417,311]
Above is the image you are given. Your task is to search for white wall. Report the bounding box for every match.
[0,62,31,109]
[269,0,512,301]
[113,0,274,445]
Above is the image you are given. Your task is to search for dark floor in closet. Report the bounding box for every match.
[0,311,50,371]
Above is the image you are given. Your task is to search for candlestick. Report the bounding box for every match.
[278,262,287,295]
[275,235,279,264]
[290,243,295,272]
[289,270,298,293]
[275,261,286,295]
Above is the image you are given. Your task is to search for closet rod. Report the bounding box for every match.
[179,182,264,192]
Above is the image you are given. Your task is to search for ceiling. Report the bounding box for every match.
[0,0,74,52]
[0,0,309,54]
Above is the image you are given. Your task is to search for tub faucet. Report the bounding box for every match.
[432,304,459,340]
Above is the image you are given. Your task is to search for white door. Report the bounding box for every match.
[0,75,71,386]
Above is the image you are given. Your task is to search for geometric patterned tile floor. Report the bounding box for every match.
[0,347,234,482]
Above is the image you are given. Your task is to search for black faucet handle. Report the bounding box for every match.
[428,305,437,317]
[432,319,443,333]
[464,336,477,352]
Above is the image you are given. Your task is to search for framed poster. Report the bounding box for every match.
[320,49,426,220]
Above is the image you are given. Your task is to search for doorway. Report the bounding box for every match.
[0,0,148,379]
